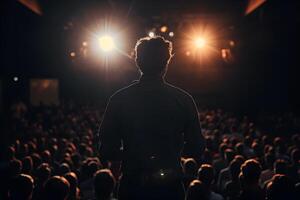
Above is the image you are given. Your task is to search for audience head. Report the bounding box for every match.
[9,159,22,177]
[44,176,70,200]
[186,180,209,200]
[229,158,243,180]
[183,158,198,177]
[22,156,33,174]
[9,174,34,200]
[240,159,262,185]
[93,169,116,200]
[198,164,214,187]
[35,163,51,183]
[266,174,296,200]
[274,159,287,174]
[135,36,173,76]
[64,172,79,200]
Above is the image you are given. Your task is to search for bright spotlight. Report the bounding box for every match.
[98,35,115,52]
[70,52,76,57]
[82,41,88,47]
[169,32,174,37]
[13,76,19,82]
[195,37,206,49]
[160,26,168,33]
[148,31,155,38]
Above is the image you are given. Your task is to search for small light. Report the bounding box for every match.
[82,41,88,46]
[148,31,155,38]
[70,52,76,57]
[160,26,168,33]
[13,77,19,82]
[169,32,174,37]
[229,40,235,47]
[160,172,165,176]
[186,51,191,56]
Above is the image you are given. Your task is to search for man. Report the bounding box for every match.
[99,36,205,200]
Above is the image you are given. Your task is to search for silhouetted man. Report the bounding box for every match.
[99,36,205,200]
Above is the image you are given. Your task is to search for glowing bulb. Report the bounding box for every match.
[70,52,76,57]
[13,77,19,82]
[160,26,168,33]
[169,32,174,37]
[98,35,115,52]
[148,31,155,38]
[82,41,88,46]
[195,38,206,49]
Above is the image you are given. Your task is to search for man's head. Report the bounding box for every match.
[135,36,173,76]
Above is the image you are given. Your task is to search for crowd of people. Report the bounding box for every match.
[1,102,299,200]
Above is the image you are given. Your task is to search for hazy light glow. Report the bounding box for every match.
[160,26,168,33]
[98,35,115,52]
[148,31,155,38]
[195,37,206,49]
[82,41,88,46]
[70,52,76,57]
[169,32,174,37]
[13,77,19,82]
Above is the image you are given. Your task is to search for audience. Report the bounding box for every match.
[1,103,300,200]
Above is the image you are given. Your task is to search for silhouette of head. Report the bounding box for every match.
[198,164,214,187]
[186,179,209,200]
[93,169,116,200]
[240,159,262,185]
[135,36,173,76]
[44,176,70,200]
[266,174,296,200]
[9,174,34,200]
[184,158,198,177]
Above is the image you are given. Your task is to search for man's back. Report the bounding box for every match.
[99,76,204,173]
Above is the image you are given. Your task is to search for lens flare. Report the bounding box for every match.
[195,37,206,49]
[98,35,115,52]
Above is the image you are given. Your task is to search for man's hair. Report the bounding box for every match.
[93,169,116,200]
[135,36,173,75]
[9,174,34,200]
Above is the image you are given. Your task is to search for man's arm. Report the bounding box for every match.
[182,96,205,162]
[98,97,122,161]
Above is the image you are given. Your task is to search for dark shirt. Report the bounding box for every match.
[99,75,205,174]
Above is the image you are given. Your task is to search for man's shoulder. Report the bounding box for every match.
[164,82,195,101]
[109,80,139,100]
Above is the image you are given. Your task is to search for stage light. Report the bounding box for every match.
[229,40,235,47]
[160,26,168,33]
[194,37,206,49]
[82,41,88,47]
[98,35,115,52]
[70,52,76,57]
[13,77,19,82]
[148,31,155,38]
[169,32,174,37]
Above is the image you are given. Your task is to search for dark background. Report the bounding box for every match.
[1,0,300,113]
